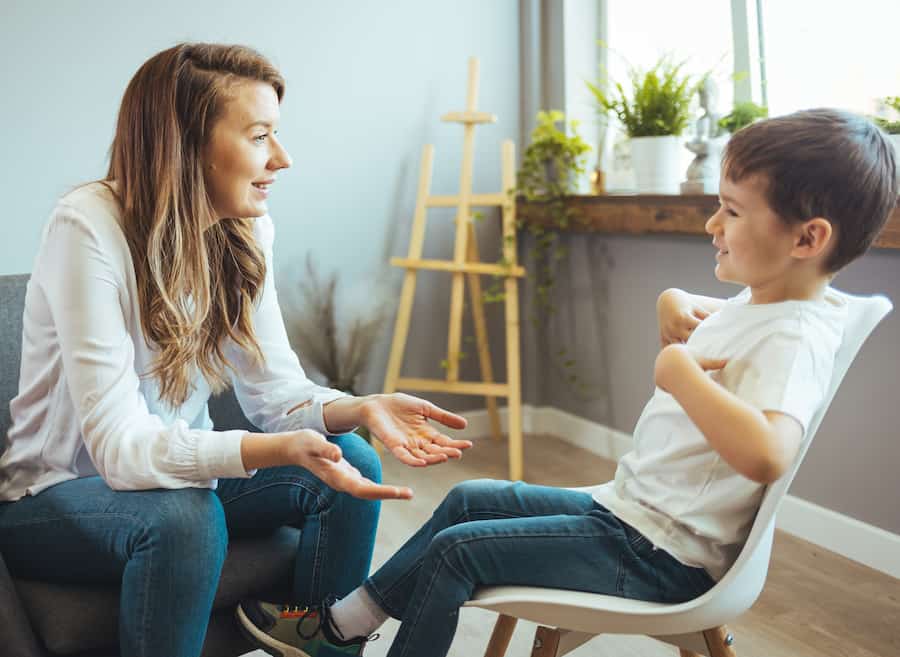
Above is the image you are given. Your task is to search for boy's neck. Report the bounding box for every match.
[749,272,831,305]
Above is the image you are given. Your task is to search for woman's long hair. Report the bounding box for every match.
[107,43,284,407]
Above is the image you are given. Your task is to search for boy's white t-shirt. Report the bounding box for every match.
[591,287,846,580]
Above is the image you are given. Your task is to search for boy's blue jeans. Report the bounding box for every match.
[0,432,380,657]
[364,479,715,657]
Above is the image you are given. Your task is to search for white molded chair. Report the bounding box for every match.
[466,289,892,657]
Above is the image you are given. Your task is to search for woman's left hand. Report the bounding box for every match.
[362,393,472,467]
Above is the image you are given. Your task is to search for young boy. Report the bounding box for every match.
[237,109,898,657]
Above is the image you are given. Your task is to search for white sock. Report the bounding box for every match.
[329,587,390,639]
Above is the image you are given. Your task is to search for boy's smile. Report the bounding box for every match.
[705,174,808,302]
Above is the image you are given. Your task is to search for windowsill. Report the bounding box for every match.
[518,194,900,250]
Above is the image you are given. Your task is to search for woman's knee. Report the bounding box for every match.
[332,432,382,483]
[139,488,227,562]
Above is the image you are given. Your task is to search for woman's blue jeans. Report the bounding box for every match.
[364,479,715,657]
[0,432,380,657]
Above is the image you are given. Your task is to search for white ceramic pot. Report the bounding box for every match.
[630,135,685,194]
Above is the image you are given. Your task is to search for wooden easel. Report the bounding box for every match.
[382,57,526,480]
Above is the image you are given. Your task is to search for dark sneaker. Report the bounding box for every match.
[236,598,375,657]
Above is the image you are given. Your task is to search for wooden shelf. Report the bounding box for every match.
[518,194,900,250]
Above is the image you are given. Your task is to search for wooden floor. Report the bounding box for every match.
[248,433,900,657]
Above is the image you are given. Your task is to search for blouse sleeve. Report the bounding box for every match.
[222,215,349,436]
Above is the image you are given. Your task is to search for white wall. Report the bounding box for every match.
[0,0,520,396]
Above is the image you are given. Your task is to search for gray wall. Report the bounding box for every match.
[598,235,900,535]
[0,0,520,399]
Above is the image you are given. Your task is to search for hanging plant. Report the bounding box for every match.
[513,110,591,321]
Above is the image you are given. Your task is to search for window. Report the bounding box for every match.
[605,0,900,118]
[605,1,736,115]
[759,0,900,117]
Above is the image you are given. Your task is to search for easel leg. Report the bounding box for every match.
[501,140,523,481]
[505,273,523,480]
[466,223,502,441]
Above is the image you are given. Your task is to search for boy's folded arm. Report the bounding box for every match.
[656,289,728,346]
[655,345,803,484]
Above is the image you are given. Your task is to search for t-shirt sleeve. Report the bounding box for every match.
[731,326,835,436]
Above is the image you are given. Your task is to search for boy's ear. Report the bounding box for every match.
[792,217,833,261]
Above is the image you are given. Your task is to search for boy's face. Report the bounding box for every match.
[706,174,799,291]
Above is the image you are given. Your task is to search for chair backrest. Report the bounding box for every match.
[697,288,893,619]
[0,274,29,451]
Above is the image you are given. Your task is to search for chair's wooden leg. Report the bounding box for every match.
[483,614,518,657]
[530,626,561,657]
[679,649,703,657]
[703,625,737,657]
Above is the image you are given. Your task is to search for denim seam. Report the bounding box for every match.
[139,532,153,657]
[313,502,329,601]
[616,553,627,595]
[395,554,452,657]
[0,511,145,529]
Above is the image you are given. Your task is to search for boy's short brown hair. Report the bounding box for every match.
[722,109,898,272]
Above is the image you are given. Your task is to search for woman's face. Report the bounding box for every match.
[203,80,292,221]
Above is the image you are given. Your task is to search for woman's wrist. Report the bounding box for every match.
[240,432,293,471]
[323,395,372,434]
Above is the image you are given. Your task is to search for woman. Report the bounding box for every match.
[0,43,470,657]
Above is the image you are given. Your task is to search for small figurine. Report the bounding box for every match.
[681,77,728,194]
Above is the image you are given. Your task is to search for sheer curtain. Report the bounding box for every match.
[517,0,613,427]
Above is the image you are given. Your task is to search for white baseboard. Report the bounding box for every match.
[458,405,900,580]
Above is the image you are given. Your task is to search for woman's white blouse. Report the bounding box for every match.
[0,182,346,500]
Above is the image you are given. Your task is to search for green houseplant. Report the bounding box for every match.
[504,110,592,389]
[874,96,900,135]
[514,110,591,318]
[587,56,698,193]
[874,96,900,186]
[718,101,768,134]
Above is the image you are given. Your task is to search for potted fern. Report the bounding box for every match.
[588,56,697,194]
[718,101,768,134]
[874,97,900,183]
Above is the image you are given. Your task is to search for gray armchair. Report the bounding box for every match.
[0,274,300,657]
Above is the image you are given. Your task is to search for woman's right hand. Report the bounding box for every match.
[284,430,413,501]
[241,430,413,501]
[656,288,711,347]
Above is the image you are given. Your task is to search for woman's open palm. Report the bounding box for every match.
[364,393,472,466]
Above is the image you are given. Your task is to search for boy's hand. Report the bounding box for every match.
[656,288,712,346]
[654,343,728,394]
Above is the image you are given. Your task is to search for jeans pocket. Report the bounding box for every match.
[621,522,656,560]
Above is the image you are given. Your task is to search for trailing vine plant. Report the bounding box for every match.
[512,110,591,322]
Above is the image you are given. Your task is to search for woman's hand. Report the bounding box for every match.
[656,288,713,347]
[654,343,727,395]
[284,430,413,500]
[360,393,472,467]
